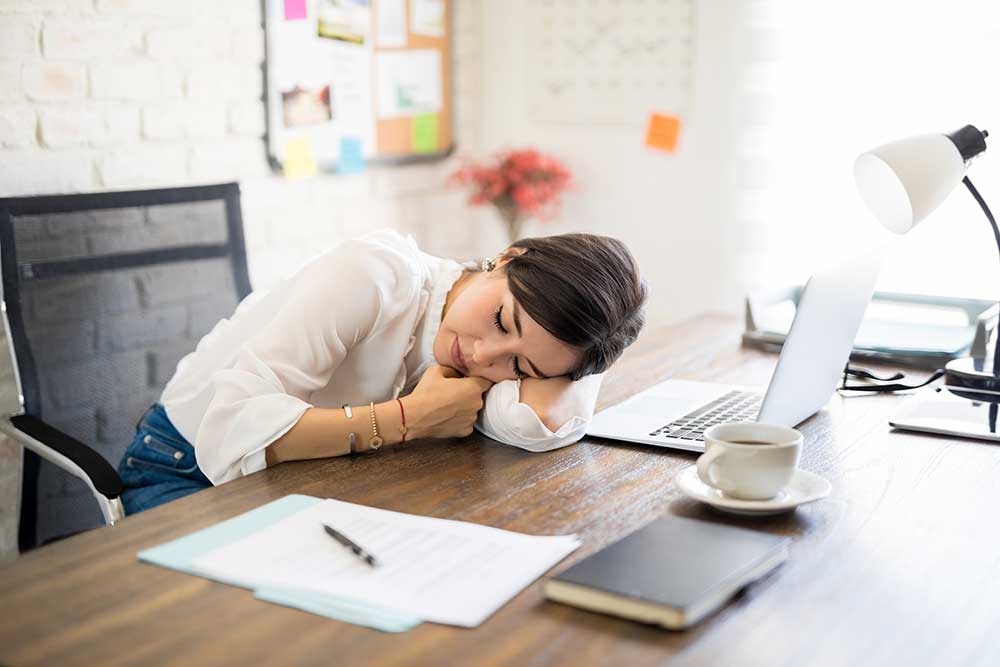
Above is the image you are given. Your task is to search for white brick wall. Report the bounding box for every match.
[0,1,484,257]
[0,0,485,561]
[42,19,143,59]
[0,107,37,147]
[0,16,40,57]
[22,62,88,100]
[39,106,105,147]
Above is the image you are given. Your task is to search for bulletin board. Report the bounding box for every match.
[264,0,453,174]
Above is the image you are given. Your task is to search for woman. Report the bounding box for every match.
[117,228,647,515]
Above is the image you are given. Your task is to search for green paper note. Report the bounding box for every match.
[412,114,439,153]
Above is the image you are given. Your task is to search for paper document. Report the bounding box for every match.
[375,50,443,118]
[189,499,580,627]
[376,0,407,46]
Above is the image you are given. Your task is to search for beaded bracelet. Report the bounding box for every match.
[367,401,383,450]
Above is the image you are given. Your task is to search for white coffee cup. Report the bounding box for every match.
[696,422,803,500]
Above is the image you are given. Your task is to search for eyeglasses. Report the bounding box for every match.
[839,364,944,393]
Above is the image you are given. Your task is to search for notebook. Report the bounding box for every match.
[543,515,788,629]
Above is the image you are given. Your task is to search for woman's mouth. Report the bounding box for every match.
[451,336,468,375]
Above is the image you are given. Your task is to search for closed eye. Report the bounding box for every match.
[493,306,528,379]
[492,306,506,334]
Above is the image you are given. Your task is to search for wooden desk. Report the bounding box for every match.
[2,314,999,667]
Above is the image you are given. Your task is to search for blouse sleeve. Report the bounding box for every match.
[474,372,605,452]
[194,236,421,484]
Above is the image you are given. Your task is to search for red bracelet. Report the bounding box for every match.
[396,398,407,444]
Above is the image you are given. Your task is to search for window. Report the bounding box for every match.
[740,0,1000,300]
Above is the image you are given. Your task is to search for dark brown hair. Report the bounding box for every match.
[499,233,647,381]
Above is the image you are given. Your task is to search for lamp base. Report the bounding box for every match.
[944,356,1000,402]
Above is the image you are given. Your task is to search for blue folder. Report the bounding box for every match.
[137,494,421,633]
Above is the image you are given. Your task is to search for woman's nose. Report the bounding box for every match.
[472,339,508,367]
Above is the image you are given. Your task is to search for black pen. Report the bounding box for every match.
[322,523,379,568]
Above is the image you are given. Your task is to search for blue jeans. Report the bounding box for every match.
[117,403,212,516]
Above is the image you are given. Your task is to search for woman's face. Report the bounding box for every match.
[434,261,581,384]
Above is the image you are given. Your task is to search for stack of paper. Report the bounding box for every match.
[139,495,580,632]
[757,299,977,356]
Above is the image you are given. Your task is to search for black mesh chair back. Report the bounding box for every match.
[0,183,251,550]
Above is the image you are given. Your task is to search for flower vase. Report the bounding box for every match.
[493,195,525,244]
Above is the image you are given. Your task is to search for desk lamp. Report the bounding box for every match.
[853,124,999,395]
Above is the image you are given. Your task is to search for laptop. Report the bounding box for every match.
[586,254,882,452]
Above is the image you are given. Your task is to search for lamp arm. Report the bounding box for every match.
[961,176,1000,374]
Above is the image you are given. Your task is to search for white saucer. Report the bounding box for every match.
[675,465,832,516]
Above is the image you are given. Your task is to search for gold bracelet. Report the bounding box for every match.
[368,401,383,450]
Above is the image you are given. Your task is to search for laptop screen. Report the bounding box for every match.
[757,253,882,426]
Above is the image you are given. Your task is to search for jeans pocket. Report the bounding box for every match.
[126,429,199,475]
[140,416,191,450]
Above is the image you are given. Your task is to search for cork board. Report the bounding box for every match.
[264,0,453,173]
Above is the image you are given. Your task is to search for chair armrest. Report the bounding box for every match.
[9,414,123,499]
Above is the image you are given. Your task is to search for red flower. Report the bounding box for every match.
[448,148,573,223]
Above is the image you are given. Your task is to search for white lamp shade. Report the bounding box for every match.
[853,133,967,234]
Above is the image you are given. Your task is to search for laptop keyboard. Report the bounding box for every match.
[649,390,763,441]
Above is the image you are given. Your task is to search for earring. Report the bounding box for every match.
[481,256,498,272]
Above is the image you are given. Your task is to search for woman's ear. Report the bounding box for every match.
[496,246,527,268]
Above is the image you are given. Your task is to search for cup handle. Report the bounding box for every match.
[697,447,725,488]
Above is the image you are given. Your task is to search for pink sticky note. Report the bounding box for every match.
[284,0,306,20]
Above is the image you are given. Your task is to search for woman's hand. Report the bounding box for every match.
[405,365,494,439]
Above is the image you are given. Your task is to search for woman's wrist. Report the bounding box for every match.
[367,397,422,449]
[396,395,426,441]
[267,399,427,464]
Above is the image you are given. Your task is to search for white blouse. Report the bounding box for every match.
[160,228,599,485]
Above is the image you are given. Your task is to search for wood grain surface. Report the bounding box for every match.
[2,313,999,667]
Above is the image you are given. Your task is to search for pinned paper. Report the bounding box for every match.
[375,50,443,118]
[412,114,439,153]
[376,0,407,47]
[645,113,681,152]
[284,0,307,21]
[283,137,318,179]
[338,136,366,173]
[317,0,370,44]
[411,0,445,37]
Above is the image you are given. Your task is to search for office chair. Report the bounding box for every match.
[0,183,252,552]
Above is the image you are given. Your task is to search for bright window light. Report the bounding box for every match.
[741,0,1000,300]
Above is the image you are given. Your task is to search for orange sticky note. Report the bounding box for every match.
[645,113,681,152]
